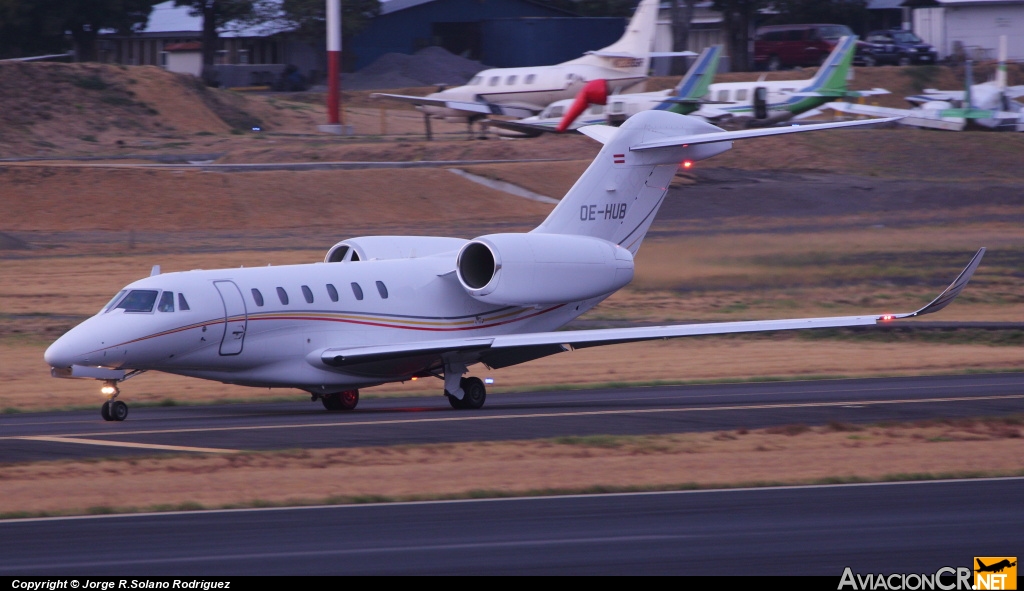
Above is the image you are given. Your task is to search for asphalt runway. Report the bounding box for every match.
[3,373,1023,462]
[1,478,1020,575]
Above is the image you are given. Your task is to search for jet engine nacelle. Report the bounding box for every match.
[326,236,467,263]
[456,233,634,306]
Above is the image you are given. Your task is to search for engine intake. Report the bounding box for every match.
[456,233,634,306]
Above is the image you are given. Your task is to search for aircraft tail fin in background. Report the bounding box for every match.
[570,0,661,75]
[805,35,858,96]
[656,45,723,113]
[532,110,898,254]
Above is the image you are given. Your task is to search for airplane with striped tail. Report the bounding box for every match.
[44,110,982,421]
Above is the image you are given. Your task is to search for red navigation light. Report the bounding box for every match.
[881,314,894,322]
[682,160,694,169]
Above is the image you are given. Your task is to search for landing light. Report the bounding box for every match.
[101,385,117,395]
[881,314,894,322]
[484,378,494,385]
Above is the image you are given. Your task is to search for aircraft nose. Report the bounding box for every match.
[44,334,76,368]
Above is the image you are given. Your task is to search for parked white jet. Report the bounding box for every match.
[370,0,691,122]
[828,37,1024,131]
[45,111,984,421]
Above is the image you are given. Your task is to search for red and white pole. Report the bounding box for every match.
[326,0,342,125]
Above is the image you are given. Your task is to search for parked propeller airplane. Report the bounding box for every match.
[485,44,723,137]
[370,0,691,124]
[45,111,984,421]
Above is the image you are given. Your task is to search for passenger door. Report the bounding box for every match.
[214,280,247,356]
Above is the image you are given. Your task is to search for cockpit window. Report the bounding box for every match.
[157,291,175,312]
[102,290,128,313]
[116,290,159,313]
[178,293,191,311]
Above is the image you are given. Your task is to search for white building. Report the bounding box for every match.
[905,0,1024,61]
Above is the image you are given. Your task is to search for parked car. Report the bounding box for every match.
[855,30,938,66]
[753,24,854,70]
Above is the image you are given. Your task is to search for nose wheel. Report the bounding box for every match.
[100,381,128,421]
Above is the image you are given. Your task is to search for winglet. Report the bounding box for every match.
[895,248,985,319]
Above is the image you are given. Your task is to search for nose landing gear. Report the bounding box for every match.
[99,381,128,421]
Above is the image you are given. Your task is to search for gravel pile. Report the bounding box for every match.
[344,46,487,90]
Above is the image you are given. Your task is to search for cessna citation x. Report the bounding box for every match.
[45,111,985,421]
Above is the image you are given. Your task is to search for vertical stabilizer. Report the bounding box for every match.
[532,111,730,254]
[805,36,858,94]
[657,45,723,113]
[567,0,661,75]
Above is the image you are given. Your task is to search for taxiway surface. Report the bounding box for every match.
[4,373,1023,462]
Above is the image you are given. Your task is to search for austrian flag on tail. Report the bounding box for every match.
[613,153,626,164]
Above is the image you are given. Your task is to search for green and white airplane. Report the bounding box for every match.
[694,35,887,125]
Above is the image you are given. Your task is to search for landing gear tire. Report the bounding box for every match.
[322,389,359,411]
[448,377,486,410]
[102,400,128,421]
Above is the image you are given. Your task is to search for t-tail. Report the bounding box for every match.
[532,110,898,254]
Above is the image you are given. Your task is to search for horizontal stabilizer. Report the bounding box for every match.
[577,125,620,144]
[586,51,696,59]
[630,117,900,151]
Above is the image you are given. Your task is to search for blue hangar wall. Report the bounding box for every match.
[347,0,629,71]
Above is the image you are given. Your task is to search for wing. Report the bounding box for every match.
[826,103,966,131]
[313,249,984,373]
[371,92,539,118]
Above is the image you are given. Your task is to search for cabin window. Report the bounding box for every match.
[116,290,159,313]
[251,288,264,307]
[736,89,748,101]
[525,74,536,84]
[326,283,339,302]
[549,106,564,118]
[301,285,314,303]
[102,290,128,313]
[489,76,499,86]
[157,291,175,312]
[178,293,191,311]
[277,287,289,305]
[588,105,604,115]
[716,89,730,101]
[506,75,517,85]
[351,282,364,301]
[376,281,389,299]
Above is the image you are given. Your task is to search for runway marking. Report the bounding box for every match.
[4,393,1022,441]
[16,436,237,454]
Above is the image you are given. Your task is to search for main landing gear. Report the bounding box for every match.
[321,389,359,411]
[447,377,486,410]
[100,381,128,422]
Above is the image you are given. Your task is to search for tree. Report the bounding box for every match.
[266,0,381,45]
[65,0,159,62]
[0,0,157,61]
[174,0,256,68]
[669,0,697,75]
[766,0,870,33]
[712,0,766,72]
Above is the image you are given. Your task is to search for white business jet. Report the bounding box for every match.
[45,111,984,421]
[370,0,691,122]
